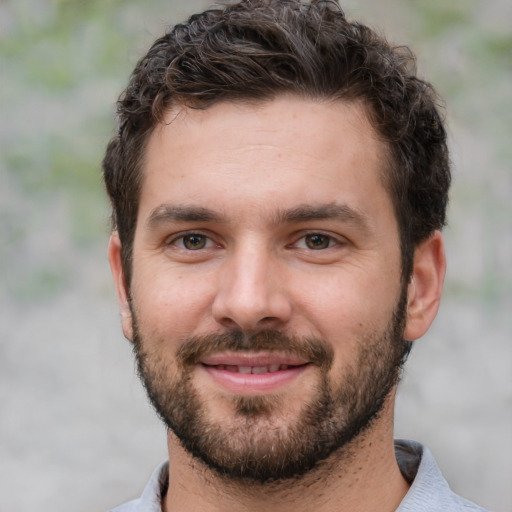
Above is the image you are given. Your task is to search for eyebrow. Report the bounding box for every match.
[145,202,370,231]
[146,205,225,229]
[275,203,370,230]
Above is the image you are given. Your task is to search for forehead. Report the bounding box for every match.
[139,96,393,228]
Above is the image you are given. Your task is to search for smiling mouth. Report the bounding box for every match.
[198,353,312,394]
[201,363,309,374]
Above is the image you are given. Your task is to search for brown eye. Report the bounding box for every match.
[305,234,331,250]
[182,234,208,250]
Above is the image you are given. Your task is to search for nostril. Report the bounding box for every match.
[258,316,281,327]
[218,317,239,329]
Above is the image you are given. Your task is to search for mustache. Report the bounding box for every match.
[176,330,334,370]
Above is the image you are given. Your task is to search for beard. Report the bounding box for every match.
[131,290,411,484]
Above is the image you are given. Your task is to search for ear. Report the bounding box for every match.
[108,231,134,342]
[404,231,446,341]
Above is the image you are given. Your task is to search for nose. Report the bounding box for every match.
[211,243,292,331]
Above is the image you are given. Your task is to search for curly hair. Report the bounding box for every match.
[102,0,450,285]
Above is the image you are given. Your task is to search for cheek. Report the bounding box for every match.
[294,268,398,329]
[131,264,219,339]
[295,270,398,319]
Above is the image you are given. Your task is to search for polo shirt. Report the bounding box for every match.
[109,439,489,511]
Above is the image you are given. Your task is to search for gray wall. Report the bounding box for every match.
[1,0,511,510]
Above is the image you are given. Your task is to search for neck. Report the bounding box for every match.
[163,401,409,512]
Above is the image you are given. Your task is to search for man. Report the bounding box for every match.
[102,1,488,510]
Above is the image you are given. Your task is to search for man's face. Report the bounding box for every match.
[115,97,410,481]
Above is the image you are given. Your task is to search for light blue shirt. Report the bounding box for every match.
[109,440,489,511]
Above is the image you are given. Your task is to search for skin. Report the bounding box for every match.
[109,96,446,512]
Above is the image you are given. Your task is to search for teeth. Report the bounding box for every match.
[215,364,291,373]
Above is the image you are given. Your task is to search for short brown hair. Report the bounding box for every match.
[103,0,450,285]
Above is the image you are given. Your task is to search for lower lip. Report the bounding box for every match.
[201,364,310,395]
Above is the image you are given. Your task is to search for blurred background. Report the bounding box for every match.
[1,0,511,510]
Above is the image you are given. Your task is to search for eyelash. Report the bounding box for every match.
[166,231,217,251]
[166,231,343,252]
[291,232,341,251]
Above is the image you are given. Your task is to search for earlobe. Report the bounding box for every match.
[404,231,446,341]
[108,232,134,341]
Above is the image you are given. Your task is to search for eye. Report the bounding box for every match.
[304,233,332,250]
[171,233,214,250]
[293,233,338,250]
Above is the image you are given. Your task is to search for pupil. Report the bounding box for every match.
[306,234,329,250]
[184,235,206,250]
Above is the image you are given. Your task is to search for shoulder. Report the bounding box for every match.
[109,499,140,512]
[107,461,169,512]
[395,440,489,512]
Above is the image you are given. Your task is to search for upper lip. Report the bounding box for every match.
[200,352,310,367]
